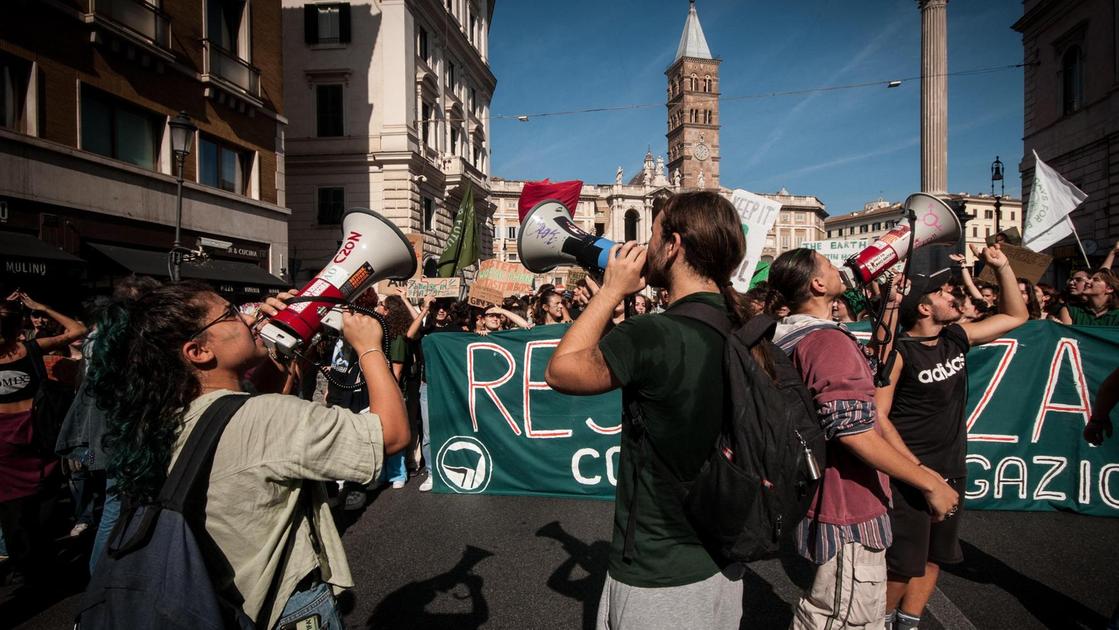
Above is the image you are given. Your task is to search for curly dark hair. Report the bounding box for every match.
[87,281,215,502]
[381,295,414,339]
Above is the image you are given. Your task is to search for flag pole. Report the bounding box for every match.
[1063,215,1092,267]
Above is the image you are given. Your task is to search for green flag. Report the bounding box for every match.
[436,183,479,278]
[748,260,770,289]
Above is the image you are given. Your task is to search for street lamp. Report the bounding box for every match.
[991,155,1004,236]
[168,111,197,282]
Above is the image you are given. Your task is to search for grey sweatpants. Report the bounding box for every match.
[596,570,743,630]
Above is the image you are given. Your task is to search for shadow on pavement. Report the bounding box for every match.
[0,532,90,627]
[536,520,610,630]
[942,540,1106,629]
[366,544,493,630]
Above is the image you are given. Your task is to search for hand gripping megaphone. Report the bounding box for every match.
[259,208,417,357]
[839,193,961,289]
[518,200,616,273]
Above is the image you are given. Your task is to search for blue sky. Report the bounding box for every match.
[487,0,1024,217]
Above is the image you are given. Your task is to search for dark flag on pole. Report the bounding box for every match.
[437,182,479,278]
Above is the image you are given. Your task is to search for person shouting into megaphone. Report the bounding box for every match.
[84,281,409,628]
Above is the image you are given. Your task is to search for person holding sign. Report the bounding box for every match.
[877,243,1028,630]
[545,191,748,629]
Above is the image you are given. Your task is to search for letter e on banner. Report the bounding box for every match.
[523,340,573,439]
[467,342,521,435]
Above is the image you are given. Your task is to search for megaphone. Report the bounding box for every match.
[840,192,961,289]
[259,208,417,357]
[518,200,616,273]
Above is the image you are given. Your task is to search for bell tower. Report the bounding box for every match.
[666,0,719,190]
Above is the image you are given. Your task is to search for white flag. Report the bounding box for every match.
[729,188,783,292]
[1022,150,1088,253]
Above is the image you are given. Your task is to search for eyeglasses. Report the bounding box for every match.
[190,302,243,340]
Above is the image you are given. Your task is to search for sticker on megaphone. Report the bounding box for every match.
[518,200,617,273]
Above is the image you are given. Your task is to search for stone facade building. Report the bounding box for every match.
[825,194,1024,265]
[488,1,826,286]
[282,0,496,283]
[0,0,289,305]
[1013,0,1118,272]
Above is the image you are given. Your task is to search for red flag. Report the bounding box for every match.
[518,179,583,222]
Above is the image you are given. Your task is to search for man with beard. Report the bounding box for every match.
[879,244,1027,630]
[769,249,959,630]
[546,191,748,629]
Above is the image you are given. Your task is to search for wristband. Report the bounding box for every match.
[358,348,384,363]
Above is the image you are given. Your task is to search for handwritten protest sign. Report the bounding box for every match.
[803,239,868,267]
[467,260,535,307]
[729,189,783,292]
[977,243,1052,285]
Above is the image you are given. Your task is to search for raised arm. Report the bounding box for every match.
[1101,240,1119,272]
[960,244,1029,345]
[493,307,531,329]
[949,253,985,302]
[406,295,435,341]
[546,243,644,395]
[7,291,87,353]
[345,312,410,454]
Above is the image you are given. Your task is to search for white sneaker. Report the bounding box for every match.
[419,476,433,492]
[391,480,406,489]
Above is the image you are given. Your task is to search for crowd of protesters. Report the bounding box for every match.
[0,234,1117,625]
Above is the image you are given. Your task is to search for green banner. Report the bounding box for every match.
[423,325,621,499]
[847,320,1119,517]
[425,321,1119,516]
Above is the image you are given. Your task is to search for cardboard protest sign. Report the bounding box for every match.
[729,189,782,292]
[404,277,461,299]
[467,259,535,307]
[977,243,1052,285]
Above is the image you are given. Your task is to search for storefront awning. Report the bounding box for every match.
[89,243,286,288]
[0,230,85,280]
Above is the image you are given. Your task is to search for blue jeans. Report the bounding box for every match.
[90,476,121,574]
[274,581,343,629]
[380,452,407,484]
[419,382,431,469]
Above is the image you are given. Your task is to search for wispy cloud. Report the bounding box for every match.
[764,135,919,183]
[744,11,910,170]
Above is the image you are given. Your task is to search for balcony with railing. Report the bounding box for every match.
[83,0,172,59]
[202,40,262,105]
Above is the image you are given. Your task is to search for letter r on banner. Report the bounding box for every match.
[467,342,521,435]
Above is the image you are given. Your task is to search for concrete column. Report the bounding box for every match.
[919,0,948,194]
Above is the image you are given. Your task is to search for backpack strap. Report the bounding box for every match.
[667,302,732,337]
[621,395,645,562]
[159,394,254,511]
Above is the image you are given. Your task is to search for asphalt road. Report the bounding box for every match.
[4,477,1117,629]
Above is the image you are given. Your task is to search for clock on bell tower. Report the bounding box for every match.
[666,1,719,190]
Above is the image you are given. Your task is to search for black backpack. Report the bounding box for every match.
[622,305,825,569]
[25,341,76,455]
[76,394,304,629]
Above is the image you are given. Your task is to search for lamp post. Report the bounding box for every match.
[991,155,1004,237]
[168,111,196,282]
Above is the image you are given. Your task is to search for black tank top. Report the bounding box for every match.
[891,324,970,478]
[0,344,41,404]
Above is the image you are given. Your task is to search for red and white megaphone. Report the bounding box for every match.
[840,193,961,289]
[259,208,417,357]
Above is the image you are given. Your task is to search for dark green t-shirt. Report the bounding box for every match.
[389,335,408,363]
[598,292,726,587]
[1067,305,1119,327]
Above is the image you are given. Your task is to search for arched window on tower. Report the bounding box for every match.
[625,210,639,242]
[705,110,712,124]
[704,75,711,92]
[1061,45,1084,115]
[690,74,698,91]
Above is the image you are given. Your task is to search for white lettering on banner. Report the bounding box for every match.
[1080,461,1092,504]
[1101,465,1119,509]
[967,339,1020,443]
[967,456,1119,510]
[523,340,572,439]
[995,457,1028,499]
[572,448,601,485]
[571,447,622,487]
[1033,456,1068,501]
[466,342,520,435]
[1031,338,1092,443]
[965,455,991,500]
[585,417,621,435]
